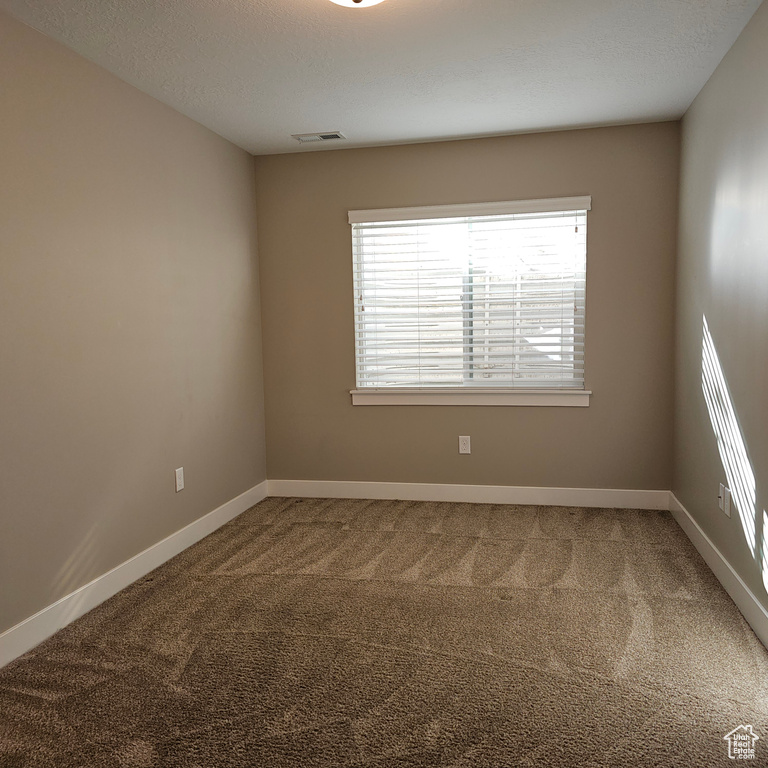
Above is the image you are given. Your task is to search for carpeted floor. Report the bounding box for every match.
[1,498,767,766]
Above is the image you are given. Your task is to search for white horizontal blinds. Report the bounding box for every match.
[352,201,587,389]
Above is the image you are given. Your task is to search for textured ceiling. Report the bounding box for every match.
[0,0,762,155]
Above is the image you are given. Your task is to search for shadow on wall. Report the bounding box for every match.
[701,315,767,592]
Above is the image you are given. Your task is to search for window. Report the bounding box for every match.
[350,196,591,406]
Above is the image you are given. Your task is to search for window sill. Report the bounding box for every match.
[350,389,591,407]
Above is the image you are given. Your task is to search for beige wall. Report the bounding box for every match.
[674,2,768,608]
[255,123,680,489]
[0,12,266,633]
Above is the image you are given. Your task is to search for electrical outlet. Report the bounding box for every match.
[458,436,471,455]
[723,487,732,518]
[718,483,725,511]
[175,467,185,493]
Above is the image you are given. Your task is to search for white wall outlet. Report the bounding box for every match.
[723,486,732,517]
[718,483,725,511]
[458,436,471,454]
[175,467,185,493]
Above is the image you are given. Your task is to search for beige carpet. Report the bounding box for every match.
[1,498,767,766]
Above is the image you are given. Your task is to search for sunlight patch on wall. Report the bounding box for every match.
[701,315,757,555]
[763,511,768,593]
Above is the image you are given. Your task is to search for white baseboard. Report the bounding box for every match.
[669,493,768,648]
[267,479,670,510]
[0,480,268,669]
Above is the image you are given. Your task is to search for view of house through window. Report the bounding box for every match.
[351,197,589,390]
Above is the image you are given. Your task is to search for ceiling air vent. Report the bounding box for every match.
[292,131,346,144]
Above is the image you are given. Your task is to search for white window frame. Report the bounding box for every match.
[349,196,592,407]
